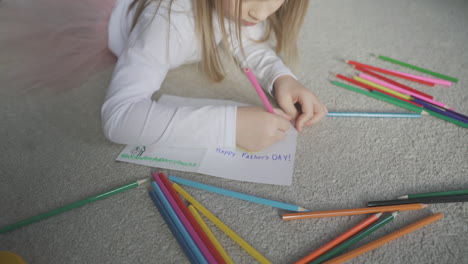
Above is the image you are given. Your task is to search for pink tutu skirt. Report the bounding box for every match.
[0,0,117,93]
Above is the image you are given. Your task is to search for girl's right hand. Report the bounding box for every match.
[236,106,292,152]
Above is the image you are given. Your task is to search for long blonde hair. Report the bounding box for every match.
[129,0,310,82]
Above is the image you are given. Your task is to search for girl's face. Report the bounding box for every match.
[222,0,286,26]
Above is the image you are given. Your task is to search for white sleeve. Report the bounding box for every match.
[101,6,237,149]
[231,23,297,96]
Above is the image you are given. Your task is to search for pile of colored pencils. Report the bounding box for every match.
[330,54,468,128]
[283,188,467,263]
[283,204,442,263]
[149,172,273,264]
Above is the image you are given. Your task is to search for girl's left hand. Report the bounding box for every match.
[274,75,328,132]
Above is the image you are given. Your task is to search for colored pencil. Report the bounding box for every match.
[334,74,422,107]
[346,60,435,86]
[358,74,447,108]
[0,178,148,234]
[151,178,218,264]
[149,190,200,264]
[354,76,413,101]
[331,80,424,114]
[422,106,468,128]
[372,54,458,83]
[168,175,309,212]
[354,65,433,99]
[386,69,453,86]
[188,205,235,264]
[244,67,274,113]
[282,204,427,220]
[295,213,382,264]
[327,112,421,118]
[310,212,399,264]
[156,173,226,264]
[151,183,207,264]
[412,97,468,124]
[367,195,468,207]
[324,213,443,264]
[172,183,272,264]
[398,189,468,200]
[439,108,468,123]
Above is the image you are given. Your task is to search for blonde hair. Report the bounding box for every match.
[129,0,310,82]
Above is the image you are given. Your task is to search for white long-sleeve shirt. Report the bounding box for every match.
[102,0,295,149]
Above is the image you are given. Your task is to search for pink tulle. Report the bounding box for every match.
[0,0,118,93]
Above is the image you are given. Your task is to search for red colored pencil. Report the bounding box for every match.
[346,60,435,86]
[335,73,422,107]
[354,66,433,99]
[295,213,383,264]
[156,172,226,264]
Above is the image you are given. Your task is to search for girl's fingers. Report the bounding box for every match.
[276,96,299,119]
[273,108,293,121]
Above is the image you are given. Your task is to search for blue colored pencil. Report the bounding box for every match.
[151,182,208,264]
[168,176,309,212]
[326,112,421,118]
[149,190,200,264]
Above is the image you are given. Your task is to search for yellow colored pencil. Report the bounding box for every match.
[354,76,412,101]
[282,204,428,220]
[172,183,272,264]
[188,205,235,264]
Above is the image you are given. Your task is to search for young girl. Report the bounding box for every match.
[1,0,327,152]
[104,0,327,152]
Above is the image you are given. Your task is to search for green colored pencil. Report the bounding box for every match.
[0,178,148,234]
[423,108,468,128]
[310,212,398,264]
[398,189,468,200]
[372,54,459,83]
[331,80,423,113]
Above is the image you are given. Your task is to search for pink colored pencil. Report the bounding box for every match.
[347,60,435,86]
[354,65,433,99]
[152,173,219,264]
[386,69,453,86]
[294,213,382,264]
[244,67,275,113]
[360,73,447,108]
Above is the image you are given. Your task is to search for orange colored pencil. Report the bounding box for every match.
[282,204,428,220]
[323,213,443,264]
[295,213,382,264]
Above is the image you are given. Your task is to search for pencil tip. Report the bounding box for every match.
[329,71,338,78]
[137,178,150,185]
[299,207,310,212]
[375,212,383,218]
[422,204,430,208]
[397,195,408,200]
[391,211,400,217]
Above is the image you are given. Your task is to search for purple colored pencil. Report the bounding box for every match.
[412,97,468,123]
[442,108,468,122]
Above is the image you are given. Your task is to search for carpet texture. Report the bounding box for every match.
[1,0,467,263]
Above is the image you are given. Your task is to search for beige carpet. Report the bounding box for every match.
[1,0,467,263]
